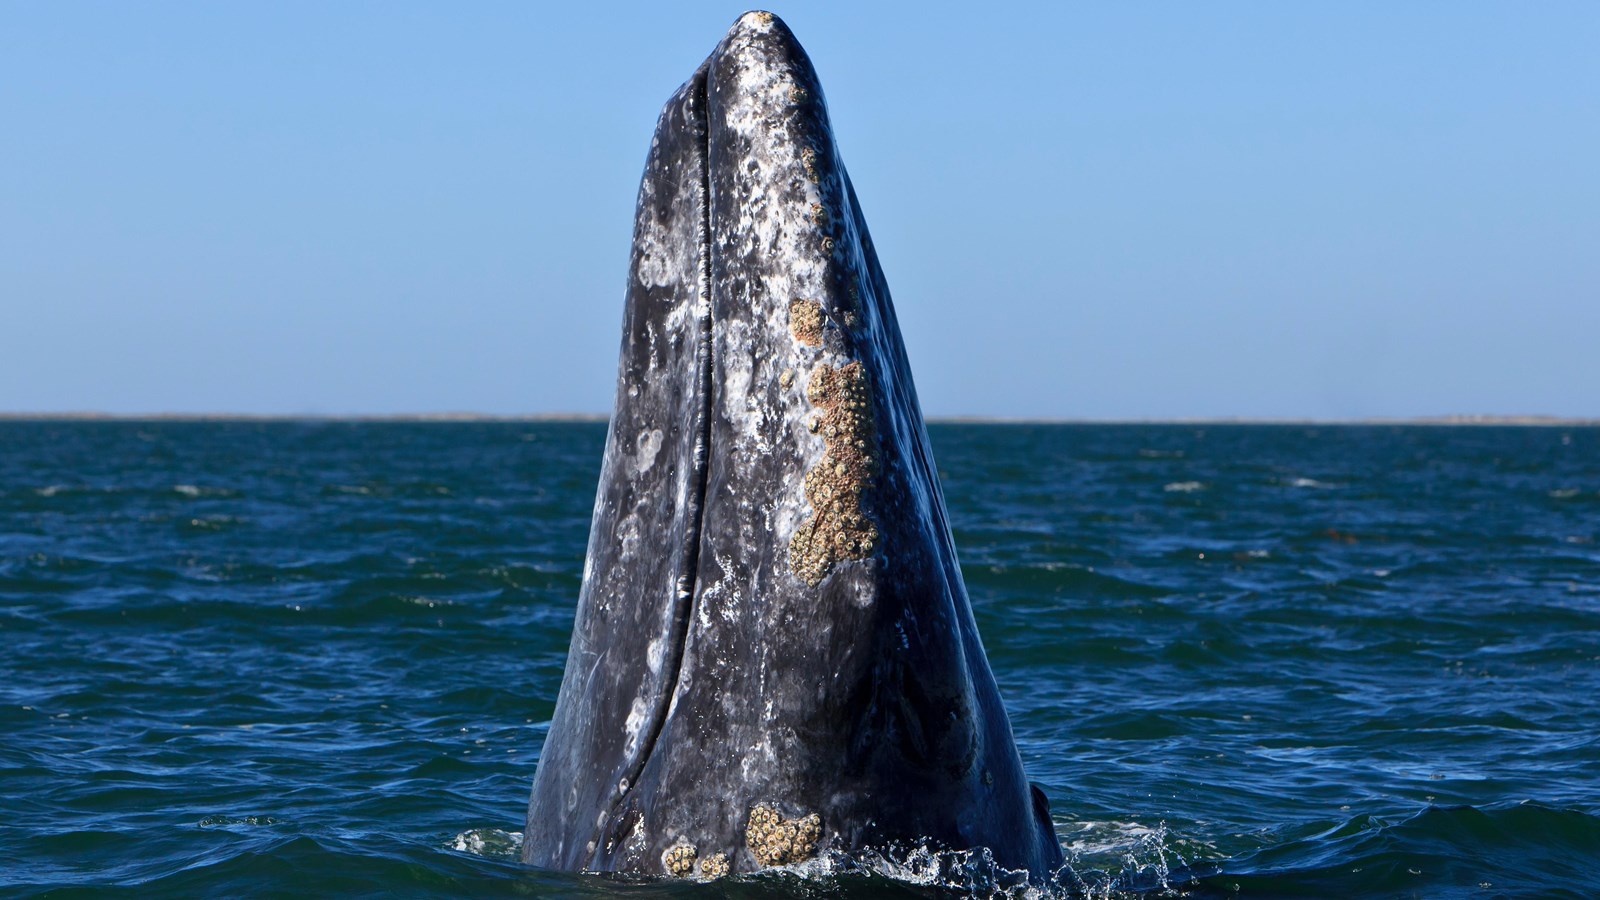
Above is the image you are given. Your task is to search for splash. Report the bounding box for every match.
[448,828,523,860]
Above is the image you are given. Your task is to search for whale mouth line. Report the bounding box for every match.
[605,63,716,830]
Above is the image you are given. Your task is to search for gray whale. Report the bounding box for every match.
[522,11,1064,880]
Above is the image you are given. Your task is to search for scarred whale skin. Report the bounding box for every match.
[522,11,1064,880]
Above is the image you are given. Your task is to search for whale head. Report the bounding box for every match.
[522,11,1063,879]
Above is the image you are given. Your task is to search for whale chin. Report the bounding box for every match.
[522,10,1064,879]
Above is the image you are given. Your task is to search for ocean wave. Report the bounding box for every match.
[1201,803,1600,898]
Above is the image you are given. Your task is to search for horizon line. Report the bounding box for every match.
[2,412,1598,427]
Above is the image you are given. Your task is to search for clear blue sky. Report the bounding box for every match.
[3,2,1596,419]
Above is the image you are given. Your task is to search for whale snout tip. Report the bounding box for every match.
[733,10,780,31]
[717,10,818,105]
[725,10,803,50]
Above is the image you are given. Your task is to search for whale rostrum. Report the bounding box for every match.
[522,11,1064,879]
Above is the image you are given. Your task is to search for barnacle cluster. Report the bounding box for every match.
[699,852,730,878]
[788,299,825,348]
[663,842,730,879]
[662,843,697,877]
[801,146,821,183]
[745,804,823,867]
[789,361,878,586]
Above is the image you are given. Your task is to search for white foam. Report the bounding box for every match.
[447,827,523,859]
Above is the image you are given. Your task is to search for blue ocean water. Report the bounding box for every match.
[2,421,1597,898]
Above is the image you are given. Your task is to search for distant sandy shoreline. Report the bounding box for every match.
[3,412,1597,426]
[0,412,611,423]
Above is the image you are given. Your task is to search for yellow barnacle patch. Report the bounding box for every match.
[662,843,697,877]
[789,361,878,586]
[788,299,826,348]
[745,804,823,867]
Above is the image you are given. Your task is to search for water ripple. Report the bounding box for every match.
[3,422,1599,896]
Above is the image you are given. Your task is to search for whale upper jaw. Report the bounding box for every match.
[523,11,1064,879]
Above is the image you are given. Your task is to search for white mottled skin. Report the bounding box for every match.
[633,428,663,474]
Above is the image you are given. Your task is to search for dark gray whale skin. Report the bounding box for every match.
[522,11,1064,880]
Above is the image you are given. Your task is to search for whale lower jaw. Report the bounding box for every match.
[522,11,1064,879]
